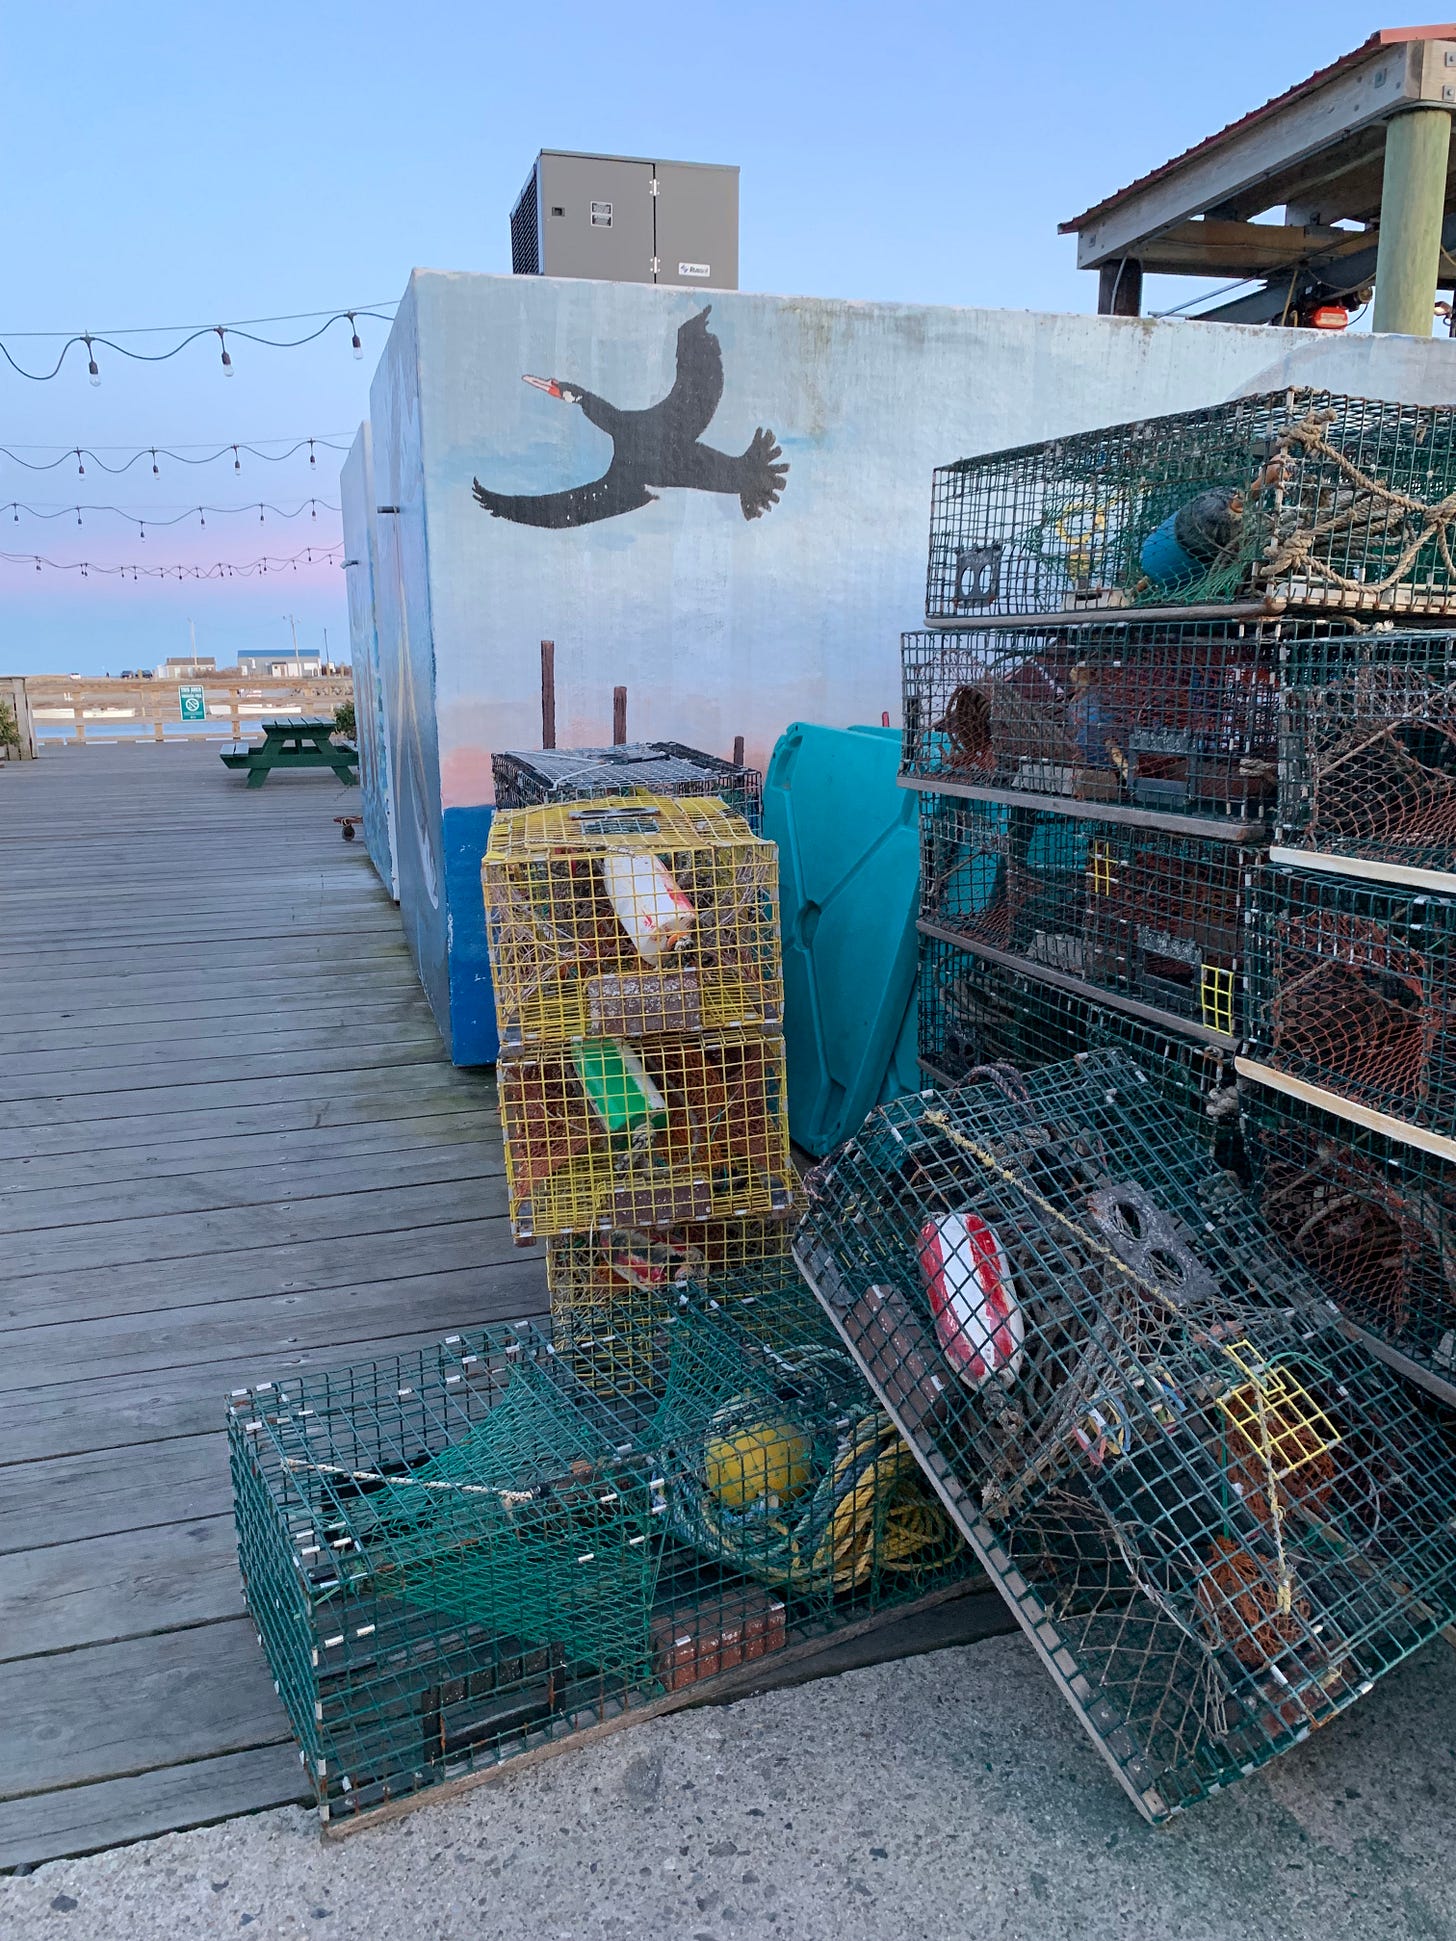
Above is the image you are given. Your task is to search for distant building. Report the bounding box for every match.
[237,646,324,680]
[157,655,216,679]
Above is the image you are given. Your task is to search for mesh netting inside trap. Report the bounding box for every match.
[231,1271,975,1823]
[791,1051,1456,1820]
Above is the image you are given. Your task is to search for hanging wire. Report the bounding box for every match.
[5,498,339,530]
[0,436,350,475]
[2,543,344,580]
[0,304,396,382]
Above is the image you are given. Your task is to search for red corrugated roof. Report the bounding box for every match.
[1060,26,1456,233]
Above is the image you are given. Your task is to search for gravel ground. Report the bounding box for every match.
[5,1631,1455,1941]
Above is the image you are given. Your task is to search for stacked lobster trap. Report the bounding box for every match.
[482,794,793,1247]
[910,389,1456,1409]
[1240,627,1456,1401]
[230,1261,978,1829]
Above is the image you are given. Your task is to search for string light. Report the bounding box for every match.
[0,436,350,476]
[2,543,344,580]
[2,498,339,531]
[0,303,395,383]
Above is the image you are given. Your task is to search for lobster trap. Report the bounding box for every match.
[497,1029,792,1240]
[546,1203,800,1392]
[791,1052,1456,1822]
[917,930,1239,1161]
[926,390,1456,623]
[230,1287,971,1830]
[1242,1080,1456,1404]
[1244,866,1456,1138]
[1275,629,1456,884]
[902,621,1296,829]
[919,797,1250,1040]
[491,742,764,830]
[483,796,782,1051]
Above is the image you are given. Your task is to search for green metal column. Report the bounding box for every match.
[1373,108,1452,336]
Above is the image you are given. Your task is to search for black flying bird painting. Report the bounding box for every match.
[471,307,788,530]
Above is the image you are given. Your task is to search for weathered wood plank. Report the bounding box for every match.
[0,1516,243,1661]
[0,1305,548,1465]
[0,1208,523,1330]
[0,997,431,1058]
[0,1035,447,1103]
[0,1137,503,1234]
[0,1745,309,1870]
[0,1065,484,1159]
[0,1435,230,1554]
[5,1107,500,1196]
[0,1618,292,1799]
[0,1035,448,1104]
[1,1252,544,1388]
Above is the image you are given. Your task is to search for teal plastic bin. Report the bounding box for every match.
[763,723,922,1156]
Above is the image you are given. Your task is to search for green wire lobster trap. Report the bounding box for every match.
[230,1278,973,1830]
[491,743,764,831]
[919,795,1251,1041]
[901,620,1318,831]
[1244,865,1456,1139]
[791,1051,1456,1822]
[917,930,1239,1162]
[927,390,1456,623]
[1242,1079,1456,1405]
[1275,629,1456,884]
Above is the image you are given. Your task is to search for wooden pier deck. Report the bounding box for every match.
[0,742,544,1867]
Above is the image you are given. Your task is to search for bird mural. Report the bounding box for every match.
[472,307,788,530]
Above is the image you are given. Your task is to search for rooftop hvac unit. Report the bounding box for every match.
[510,150,738,289]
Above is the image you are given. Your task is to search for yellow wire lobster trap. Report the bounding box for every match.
[483,795,783,1050]
[498,1029,793,1241]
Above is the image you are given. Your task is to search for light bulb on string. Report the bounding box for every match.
[75,508,82,527]
[308,439,316,468]
[84,336,100,386]
[232,446,241,472]
[258,504,265,523]
[151,450,160,477]
[347,313,363,360]
[75,450,85,477]
[217,327,234,377]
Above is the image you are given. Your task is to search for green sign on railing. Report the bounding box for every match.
[179,685,206,723]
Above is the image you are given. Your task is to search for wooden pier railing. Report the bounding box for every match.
[26,673,354,743]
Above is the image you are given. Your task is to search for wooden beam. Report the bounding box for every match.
[1073,39,1456,269]
[539,638,555,749]
[1127,218,1369,279]
[1097,259,1142,315]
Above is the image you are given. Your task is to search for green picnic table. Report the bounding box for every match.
[220,717,358,788]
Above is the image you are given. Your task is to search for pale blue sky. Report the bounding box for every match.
[7,1,1448,673]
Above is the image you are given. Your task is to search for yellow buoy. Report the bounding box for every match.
[705,1416,813,1511]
